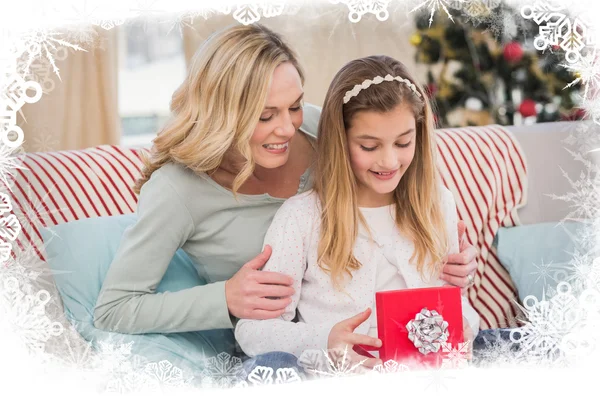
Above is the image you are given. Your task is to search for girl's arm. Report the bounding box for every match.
[234,196,338,358]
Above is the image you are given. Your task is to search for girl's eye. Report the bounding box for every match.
[360,145,376,152]
[396,141,412,148]
[259,115,273,122]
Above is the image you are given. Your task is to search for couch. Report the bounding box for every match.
[1,119,592,362]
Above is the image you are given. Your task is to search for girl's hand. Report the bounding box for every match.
[440,220,478,295]
[327,308,383,369]
[225,245,296,320]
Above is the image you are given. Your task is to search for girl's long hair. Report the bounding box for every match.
[133,24,305,195]
[314,55,448,289]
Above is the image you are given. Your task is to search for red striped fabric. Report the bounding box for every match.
[4,125,526,329]
[3,145,144,263]
[436,125,527,329]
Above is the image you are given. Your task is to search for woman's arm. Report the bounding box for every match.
[234,196,338,358]
[440,187,480,336]
[93,169,233,333]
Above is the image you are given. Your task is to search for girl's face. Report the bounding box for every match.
[347,104,417,207]
[250,62,304,170]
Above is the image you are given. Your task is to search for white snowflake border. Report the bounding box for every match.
[2,0,600,392]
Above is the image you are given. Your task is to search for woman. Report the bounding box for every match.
[93,24,478,367]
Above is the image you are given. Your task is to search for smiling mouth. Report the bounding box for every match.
[263,142,289,150]
[370,170,396,176]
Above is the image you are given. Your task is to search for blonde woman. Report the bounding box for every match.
[94,25,478,371]
[235,55,480,368]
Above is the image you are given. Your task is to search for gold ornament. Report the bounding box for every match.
[410,33,422,46]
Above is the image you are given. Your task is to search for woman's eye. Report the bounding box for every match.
[290,106,302,112]
[259,115,273,122]
[360,145,376,152]
[396,141,412,148]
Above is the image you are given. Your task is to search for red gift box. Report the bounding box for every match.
[356,286,463,367]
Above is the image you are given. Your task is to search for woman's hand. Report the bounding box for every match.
[225,245,296,320]
[327,308,383,369]
[440,220,479,294]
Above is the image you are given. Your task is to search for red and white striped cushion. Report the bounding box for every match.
[5,145,144,261]
[4,125,526,329]
[436,125,527,329]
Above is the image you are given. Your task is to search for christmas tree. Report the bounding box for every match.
[411,4,583,128]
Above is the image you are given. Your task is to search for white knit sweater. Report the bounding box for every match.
[235,188,480,357]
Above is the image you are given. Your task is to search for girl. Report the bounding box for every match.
[235,55,480,367]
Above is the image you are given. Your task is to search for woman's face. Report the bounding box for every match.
[250,62,304,169]
[347,104,417,207]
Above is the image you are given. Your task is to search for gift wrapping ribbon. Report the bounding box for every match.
[406,307,449,355]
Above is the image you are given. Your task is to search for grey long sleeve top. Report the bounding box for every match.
[93,104,320,334]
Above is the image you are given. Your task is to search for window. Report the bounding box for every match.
[118,22,186,148]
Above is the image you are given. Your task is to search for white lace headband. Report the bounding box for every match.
[343,74,422,104]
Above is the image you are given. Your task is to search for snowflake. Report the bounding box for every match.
[30,129,59,152]
[96,340,135,374]
[332,0,391,23]
[566,254,600,293]
[0,192,14,262]
[6,179,69,246]
[561,49,600,100]
[50,326,100,372]
[15,29,87,80]
[0,191,11,213]
[106,369,158,394]
[511,282,586,362]
[230,2,288,25]
[423,366,456,391]
[247,366,274,385]
[569,96,600,128]
[144,360,187,388]
[274,367,302,384]
[561,120,600,154]
[550,150,600,222]
[307,346,368,378]
[1,72,42,148]
[521,1,594,64]
[0,213,21,246]
[64,1,128,31]
[95,337,191,394]
[0,235,72,297]
[61,24,99,49]
[372,359,409,373]
[129,0,163,20]
[0,277,64,355]
[1,252,43,289]
[457,2,527,42]
[200,352,246,389]
[530,260,561,291]
[234,366,301,387]
[471,329,522,367]
[410,0,459,27]
[163,12,198,37]
[16,57,55,95]
[441,341,470,369]
[448,0,501,21]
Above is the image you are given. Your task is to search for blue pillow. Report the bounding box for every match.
[495,221,584,302]
[41,214,236,370]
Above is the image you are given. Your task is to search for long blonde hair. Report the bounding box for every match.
[314,55,448,289]
[133,24,305,194]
